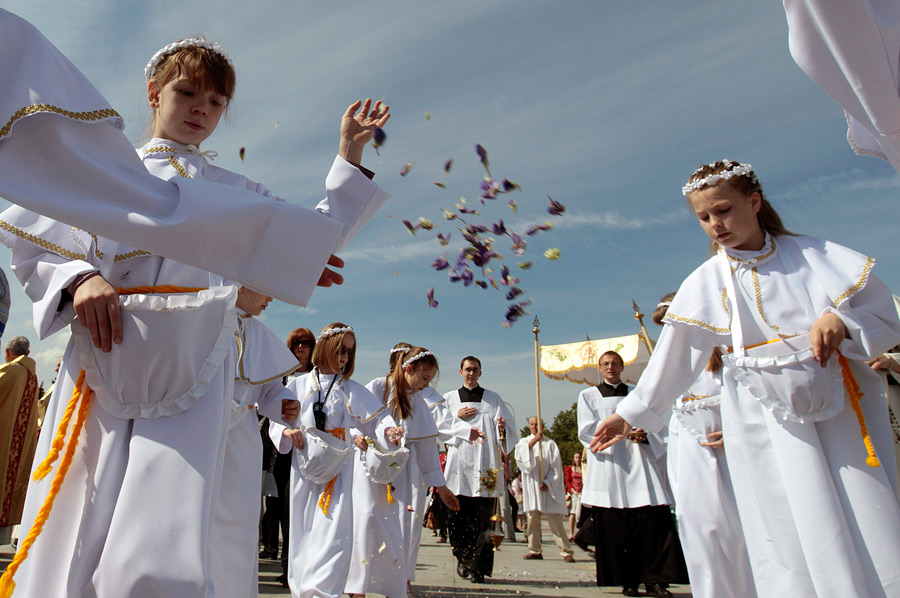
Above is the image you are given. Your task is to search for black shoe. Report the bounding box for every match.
[470,572,485,583]
[645,582,672,598]
[456,563,470,579]
[622,588,640,597]
[275,573,289,588]
[259,548,278,560]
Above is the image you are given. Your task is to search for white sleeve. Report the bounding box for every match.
[317,156,391,253]
[415,436,446,488]
[255,381,298,426]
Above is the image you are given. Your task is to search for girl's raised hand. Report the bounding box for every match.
[809,312,848,366]
[317,254,345,287]
[339,99,391,165]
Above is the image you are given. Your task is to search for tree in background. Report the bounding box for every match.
[516,401,582,469]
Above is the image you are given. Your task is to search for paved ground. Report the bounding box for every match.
[1,523,693,597]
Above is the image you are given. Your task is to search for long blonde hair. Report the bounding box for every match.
[385,346,438,420]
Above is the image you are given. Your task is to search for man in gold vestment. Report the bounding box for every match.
[0,336,39,542]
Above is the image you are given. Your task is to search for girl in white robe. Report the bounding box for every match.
[346,347,459,598]
[271,323,401,598]
[652,294,756,598]
[210,294,303,598]
[593,160,900,597]
[0,35,390,598]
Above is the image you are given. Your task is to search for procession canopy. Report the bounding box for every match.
[539,333,651,386]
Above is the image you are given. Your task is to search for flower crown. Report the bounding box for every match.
[390,346,411,355]
[682,160,753,196]
[145,36,234,82]
[317,326,353,342]
[656,301,671,310]
[403,350,435,369]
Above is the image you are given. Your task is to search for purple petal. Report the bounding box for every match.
[431,257,450,271]
[444,159,454,173]
[505,286,524,300]
[547,195,566,216]
[427,287,439,308]
[402,220,417,235]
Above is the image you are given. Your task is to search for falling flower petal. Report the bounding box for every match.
[466,223,489,234]
[442,209,458,221]
[274,121,280,128]
[402,220,417,236]
[502,179,521,192]
[510,233,527,255]
[456,204,480,215]
[400,163,413,176]
[433,182,447,189]
[436,232,451,246]
[475,280,488,289]
[425,110,431,121]
[505,286,524,300]
[431,257,450,271]
[444,159,454,173]
[491,220,507,235]
[418,217,434,230]
[480,178,500,200]
[517,261,533,270]
[547,195,566,216]
[372,127,386,147]
[544,248,562,260]
[239,147,245,162]
[506,198,518,213]
[427,287,438,308]
[475,144,489,168]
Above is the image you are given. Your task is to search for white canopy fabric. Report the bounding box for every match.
[539,332,652,386]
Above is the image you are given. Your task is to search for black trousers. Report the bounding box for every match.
[446,495,495,576]
[591,504,688,588]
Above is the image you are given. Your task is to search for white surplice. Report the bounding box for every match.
[666,369,756,598]
[271,372,395,598]
[785,0,900,173]
[0,9,389,305]
[345,379,444,597]
[210,314,300,598]
[615,233,900,597]
[578,384,671,509]
[442,389,518,498]
[514,435,567,515]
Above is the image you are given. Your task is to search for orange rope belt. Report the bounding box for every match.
[318,428,346,515]
[0,285,205,597]
[838,352,880,467]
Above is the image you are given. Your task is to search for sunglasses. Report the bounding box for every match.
[293,340,314,349]
[339,345,354,356]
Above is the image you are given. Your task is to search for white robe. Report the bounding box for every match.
[210,314,300,598]
[271,372,396,598]
[0,9,389,305]
[513,435,567,515]
[666,369,756,598]
[785,0,900,173]
[2,132,384,597]
[442,388,518,498]
[616,233,900,597]
[578,384,671,509]
[345,379,444,597]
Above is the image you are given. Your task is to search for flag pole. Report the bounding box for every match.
[632,300,655,355]
[533,315,544,482]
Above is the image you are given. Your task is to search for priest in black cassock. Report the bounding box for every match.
[442,356,518,584]
[576,351,687,598]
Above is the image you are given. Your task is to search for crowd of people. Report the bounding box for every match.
[2,2,900,598]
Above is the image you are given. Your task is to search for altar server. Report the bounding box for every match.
[443,356,518,584]
[594,160,900,597]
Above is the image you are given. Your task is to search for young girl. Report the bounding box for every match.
[0,34,390,598]
[345,346,459,598]
[652,293,756,598]
[594,160,900,596]
[272,323,401,598]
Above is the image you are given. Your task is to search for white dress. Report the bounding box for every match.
[345,379,444,597]
[210,314,300,598]
[666,369,756,598]
[0,9,389,305]
[616,233,900,597]
[271,372,396,598]
[785,0,900,173]
[0,136,386,597]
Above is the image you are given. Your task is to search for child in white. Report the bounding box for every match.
[593,160,900,597]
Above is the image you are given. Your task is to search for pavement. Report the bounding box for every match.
[1,523,693,597]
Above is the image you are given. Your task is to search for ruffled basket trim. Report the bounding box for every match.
[724,348,845,424]
[74,286,237,419]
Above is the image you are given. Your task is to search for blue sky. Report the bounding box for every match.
[3,1,898,427]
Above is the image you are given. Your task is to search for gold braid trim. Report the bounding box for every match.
[84,232,151,261]
[0,220,86,260]
[167,156,192,178]
[0,104,120,139]
[664,312,730,334]
[233,325,301,385]
[834,257,875,307]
